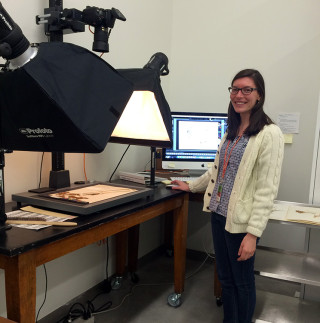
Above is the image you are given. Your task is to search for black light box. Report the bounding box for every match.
[0,42,133,153]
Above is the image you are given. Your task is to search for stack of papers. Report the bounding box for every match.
[271,203,320,225]
[119,171,166,184]
[6,206,77,230]
[285,205,320,225]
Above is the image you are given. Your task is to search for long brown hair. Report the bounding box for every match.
[227,69,273,140]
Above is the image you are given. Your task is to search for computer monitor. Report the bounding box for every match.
[162,111,228,175]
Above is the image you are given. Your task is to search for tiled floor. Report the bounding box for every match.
[40,251,320,323]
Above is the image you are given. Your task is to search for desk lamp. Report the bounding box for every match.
[0,2,133,231]
[110,53,173,187]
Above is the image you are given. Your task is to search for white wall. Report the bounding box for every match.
[1,0,320,318]
[170,0,320,204]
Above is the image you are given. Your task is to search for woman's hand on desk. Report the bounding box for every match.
[171,180,190,192]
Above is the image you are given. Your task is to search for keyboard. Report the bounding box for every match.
[170,176,200,182]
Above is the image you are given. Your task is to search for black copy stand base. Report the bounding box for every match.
[49,170,71,189]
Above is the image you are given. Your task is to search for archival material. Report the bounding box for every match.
[286,205,320,225]
[48,184,137,204]
[6,209,77,230]
[119,171,166,184]
[6,220,77,226]
[21,206,77,218]
[270,203,289,221]
[277,113,300,134]
[119,171,148,184]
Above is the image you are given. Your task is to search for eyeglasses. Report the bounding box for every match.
[228,86,257,95]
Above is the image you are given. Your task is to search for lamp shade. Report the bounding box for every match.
[110,68,172,148]
[0,42,133,153]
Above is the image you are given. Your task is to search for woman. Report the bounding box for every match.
[172,69,284,323]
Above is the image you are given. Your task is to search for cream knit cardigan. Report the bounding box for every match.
[189,124,284,237]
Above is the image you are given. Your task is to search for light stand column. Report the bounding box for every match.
[47,0,70,189]
[0,150,11,232]
[148,146,157,188]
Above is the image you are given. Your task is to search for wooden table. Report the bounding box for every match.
[0,185,189,323]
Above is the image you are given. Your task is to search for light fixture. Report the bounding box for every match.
[0,2,133,231]
[110,53,173,186]
[0,41,133,153]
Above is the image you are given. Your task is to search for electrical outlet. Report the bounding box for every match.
[72,316,95,323]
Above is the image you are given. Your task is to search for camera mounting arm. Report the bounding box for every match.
[36,6,126,53]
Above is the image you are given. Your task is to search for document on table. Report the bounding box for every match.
[47,184,137,204]
[271,203,320,226]
[286,205,320,225]
[6,207,77,230]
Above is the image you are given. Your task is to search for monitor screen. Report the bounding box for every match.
[162,111,228,173]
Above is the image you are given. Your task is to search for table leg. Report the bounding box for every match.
[115,230,127,277]
[167,194,188,307]
[128,225,139,273]
[5,251,36,323]
[173,193,188,294]
[164,212,173,257]
[112,230,128,289]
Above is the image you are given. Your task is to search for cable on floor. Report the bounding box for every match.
[92,281,173,316]
[56,294,113,322]
[201,228,215,259]
[55,236,113,322]
[93,253,211,317]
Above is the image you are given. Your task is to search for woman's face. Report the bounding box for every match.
[230,77,261,118]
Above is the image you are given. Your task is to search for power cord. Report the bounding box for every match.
[94,253,210,317]
[201,225,215,259]
[56,294,112,322]
[108,145,130,182]
[56,238,112,322]
[65,302,86,322]
[54,249,212,321]
[104,237,112,292]
[38,152,45,188]
[36,264,48,322]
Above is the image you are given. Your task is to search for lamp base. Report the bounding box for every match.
[146,182,158,189]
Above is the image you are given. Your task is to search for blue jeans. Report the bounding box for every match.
[211,212,257,323]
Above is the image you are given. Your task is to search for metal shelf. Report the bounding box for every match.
[254,288,320,322]
[255,247,320,286]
